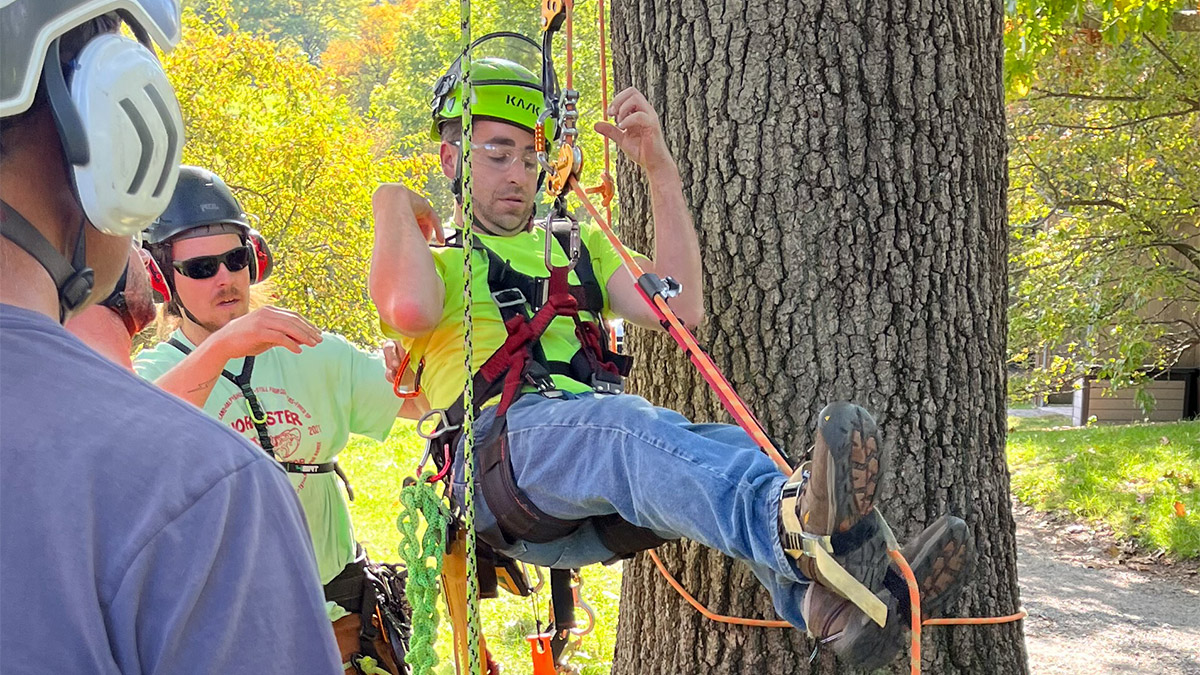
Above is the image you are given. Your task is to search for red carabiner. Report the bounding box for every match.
[392,351,424,399]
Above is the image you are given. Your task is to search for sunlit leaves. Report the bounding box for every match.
[1007,27,1199,400]
[167,2,437,344]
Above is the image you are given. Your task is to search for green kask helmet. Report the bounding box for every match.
[430,32,557,142]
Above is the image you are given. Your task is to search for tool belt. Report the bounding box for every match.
[325,547,412,674]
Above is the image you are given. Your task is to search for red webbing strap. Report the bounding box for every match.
[477,289,580,415]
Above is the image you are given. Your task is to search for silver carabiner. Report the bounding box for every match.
[415,408,460,440]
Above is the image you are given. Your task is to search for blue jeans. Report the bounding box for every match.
[452,391,810,629]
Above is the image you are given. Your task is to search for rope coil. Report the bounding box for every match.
[396,475,451,674]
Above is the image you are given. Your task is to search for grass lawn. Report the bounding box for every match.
[340,421,623,674]
[1007,417,1200,558]
[336,414,1200,673]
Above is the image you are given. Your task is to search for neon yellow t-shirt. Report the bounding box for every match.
[134,330,402,584]
[385,224,641,411]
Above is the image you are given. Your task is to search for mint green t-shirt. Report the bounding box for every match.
[134,330,402,584]
[383,223,643,411]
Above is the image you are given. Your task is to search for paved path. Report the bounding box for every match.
[1016,507,1200,674]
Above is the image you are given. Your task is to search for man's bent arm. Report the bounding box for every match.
[645,158,704,327]
[148,339,233,408]
[370,184,445,337]
[601,89,705,330]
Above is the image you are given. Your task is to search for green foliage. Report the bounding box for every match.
[165,2,437,344]
[1008,420,1200,558]
[1005,0,1187,94]
[1006,23,1199,400]
[188,0,370,58]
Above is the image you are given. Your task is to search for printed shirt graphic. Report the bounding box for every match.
[135,330,402,583]
[383,222,644,410]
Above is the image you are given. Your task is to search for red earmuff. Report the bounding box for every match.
[138,246,171,304]
[248,229,273,284]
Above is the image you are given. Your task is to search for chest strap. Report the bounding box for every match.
[169,338,274,455]
[166,338,354,499]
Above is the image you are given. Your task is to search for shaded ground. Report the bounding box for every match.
[1016,502,1200,674]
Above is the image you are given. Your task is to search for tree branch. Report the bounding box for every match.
[1030,88,1144,102]
[1144,35,1191,79]
[1034,99,1200,131]
[1055,198,1128,212]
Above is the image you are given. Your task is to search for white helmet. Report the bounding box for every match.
[0,0,183,319]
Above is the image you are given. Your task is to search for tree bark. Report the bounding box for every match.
[608,0,1027,673]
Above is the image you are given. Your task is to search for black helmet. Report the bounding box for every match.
[143,165,250,245]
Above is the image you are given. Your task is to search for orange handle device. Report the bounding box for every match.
[527,633,556,675]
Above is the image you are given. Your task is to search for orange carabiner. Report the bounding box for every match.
[392,351,424,400]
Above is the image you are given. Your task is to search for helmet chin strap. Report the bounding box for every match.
[0,200,93,322]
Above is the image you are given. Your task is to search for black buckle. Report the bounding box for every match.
[635,273,682,301]
[491,288,527,309]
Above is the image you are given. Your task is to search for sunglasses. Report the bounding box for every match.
[172,245,253,280]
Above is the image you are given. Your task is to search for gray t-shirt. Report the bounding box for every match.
[0,305,341,673]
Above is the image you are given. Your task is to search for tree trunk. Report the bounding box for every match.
[607,0,1027,673]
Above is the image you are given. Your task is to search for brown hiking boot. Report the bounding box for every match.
[803,515,974,670]
[780,402,888,599]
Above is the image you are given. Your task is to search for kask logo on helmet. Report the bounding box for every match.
[506,94,538,113]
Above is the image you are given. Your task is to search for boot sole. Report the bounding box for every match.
[813,402,888,591]
[815,401,883,534]
[834,515,973,670]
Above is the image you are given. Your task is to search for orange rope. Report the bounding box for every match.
[924,612,1027,626]
[596,0,614,226]
[648,550,792,628]
[890,549,923,673]
[564,0,573,91]
[888,549,1027,675]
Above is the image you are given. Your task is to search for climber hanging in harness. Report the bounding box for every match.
[371,29,977,671]
[135,166,418,675]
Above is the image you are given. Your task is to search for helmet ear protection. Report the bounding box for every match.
[247,228,273,284]
[44,32,183,236]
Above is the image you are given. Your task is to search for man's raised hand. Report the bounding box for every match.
[211,307,323,360]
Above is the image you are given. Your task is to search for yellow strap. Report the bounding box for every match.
[800,537,888,628]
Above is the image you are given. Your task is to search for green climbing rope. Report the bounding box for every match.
[458,2,485,674]
[396,473,450,675]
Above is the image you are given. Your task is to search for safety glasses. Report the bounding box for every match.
[172,245,252,280]
[453,141,540,174]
